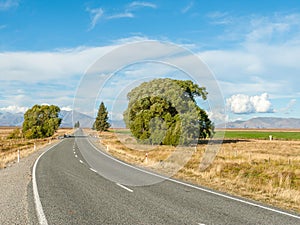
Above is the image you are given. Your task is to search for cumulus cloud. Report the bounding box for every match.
[0,105,28,113]
[207,110,228,124]
[226,93,273,114]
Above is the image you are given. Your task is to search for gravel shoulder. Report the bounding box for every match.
[0,141,59,225]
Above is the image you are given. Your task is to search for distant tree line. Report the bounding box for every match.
[74,121,80,128]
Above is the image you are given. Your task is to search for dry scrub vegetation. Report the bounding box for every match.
[0,127,73,169]
[88,129,300,214]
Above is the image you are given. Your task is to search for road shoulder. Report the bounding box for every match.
[0,141,59,225]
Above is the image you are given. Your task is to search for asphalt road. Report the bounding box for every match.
[30,129,300,225]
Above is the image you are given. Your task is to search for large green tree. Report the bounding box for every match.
[22,104,62,139]
[123,78,214,146]
[93,102,111,132]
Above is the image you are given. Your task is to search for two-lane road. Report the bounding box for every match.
[30,130,300,224]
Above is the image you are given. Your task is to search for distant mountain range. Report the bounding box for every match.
[0,110,125,128]
[60,110,94,128]
[0,112,24,127]
[219,117,300,129]
[1,112,299,129]
[0,110,95,128]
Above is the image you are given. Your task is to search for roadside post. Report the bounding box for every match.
[269,135,273,141]
[17,150,20,163]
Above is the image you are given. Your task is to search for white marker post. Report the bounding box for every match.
[269,135,273,141]
[17,150,20,163]
[145,153,148,164]
[34,143,36,151]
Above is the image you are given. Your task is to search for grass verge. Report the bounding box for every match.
[0,127,73,169]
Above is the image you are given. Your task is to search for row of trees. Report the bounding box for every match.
[19,102,110,139]
[18,78,212,143]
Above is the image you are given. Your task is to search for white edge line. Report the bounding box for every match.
[87,138,300,220]
[116,183,133,192]
[89,168,98,173]
[79,159,84,164]
[75,155,78,158]
[32,140,62,225]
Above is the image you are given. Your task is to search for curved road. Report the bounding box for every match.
[29,129,300,224]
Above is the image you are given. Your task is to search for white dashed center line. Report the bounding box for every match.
[116,183,133,193]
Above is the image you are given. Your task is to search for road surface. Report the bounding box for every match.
[29,129,300,224]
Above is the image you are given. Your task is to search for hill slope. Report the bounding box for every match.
[0,110,94,128]
[222,117,300,129]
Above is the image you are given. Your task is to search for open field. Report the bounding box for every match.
[216,129,300,140]
[0,127,73,169]
[87,128,300,213]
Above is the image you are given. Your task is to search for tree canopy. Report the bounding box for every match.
[93,102,111,132]
[123,78,214,146]
[22,104,62,139]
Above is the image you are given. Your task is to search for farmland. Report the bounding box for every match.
[217,129,300,140]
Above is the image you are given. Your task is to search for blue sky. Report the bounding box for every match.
[0,0,300,124]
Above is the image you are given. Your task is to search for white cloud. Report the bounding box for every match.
[226,93,273,114]
[207,110,228,124]
[113,36,149,45]
[86,1,156,30]
[280,99,297,114]
[251,93,273,113]
[245,14,300,43]
[128,1,157,9]
[198,42,300,98]
[0,45,116,81]
[86,7,104,30]
[181,1,193,14]
[0,105,28,113]
[107,12,134,20]
[206,11,232,25]
[0,0,19,11]
[61,106,73,111]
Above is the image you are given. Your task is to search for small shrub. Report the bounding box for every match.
[7,128,22,139]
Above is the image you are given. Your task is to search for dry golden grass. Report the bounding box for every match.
[0,127,73,169]
[88,129,300,214]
